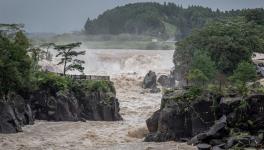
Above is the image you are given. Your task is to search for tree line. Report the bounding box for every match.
[173,8,264,95]
[84,2,243,40]
[0,24,85,101]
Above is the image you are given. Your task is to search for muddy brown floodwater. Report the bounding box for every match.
[0,49,196,150]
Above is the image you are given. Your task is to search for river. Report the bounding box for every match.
[0,49,195,150]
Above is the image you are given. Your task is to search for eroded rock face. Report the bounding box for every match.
[143,71,157,89]
[30,90,80,121]
[78,91,122,121]
[30,87,122,122]
[146,110,160,133]
[0,94,34,134]
[145,90,264,149]
[0,102,22,133]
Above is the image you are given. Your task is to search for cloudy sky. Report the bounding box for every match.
[0,0,263,33]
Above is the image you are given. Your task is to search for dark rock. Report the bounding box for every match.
[0,102,22,133]
[189,116,228,145]
[207,115,228,138]
[212,146,224,150]
[80,118,86,122]
[0,93,35,134]
[12,94,35,126]
[197,143,211,150]
[30,90,80,121]
[143,71,157,89]
[220,97,242,115]
[209,139,224,146]
[145,101,192,142]
[157,75,175,88]
[237,137,251,147]
[158,104,192,139]
[146,110,160,133]
[188,133,208,145]
[179,138,189,142]
[150,87,161,93]
[145,91,264,149]
[226,137,237,149]
[78,91,122,121]
[191,99,216,136]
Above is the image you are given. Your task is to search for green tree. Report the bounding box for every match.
[28,47,46,72]
[14,31,30,49]
[84,2,240,39]
[174,17,263,76]
[54,42,86,75]
[0,30,31,101]
[244,8,264,25]
[229,61,257,86]
[187,69,208,87]
[190,50,216,80]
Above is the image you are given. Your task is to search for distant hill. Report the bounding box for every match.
[84,2,241,40]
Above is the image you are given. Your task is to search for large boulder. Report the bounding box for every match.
[143,71,157,89]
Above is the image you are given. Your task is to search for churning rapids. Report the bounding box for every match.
[0,48,195,150]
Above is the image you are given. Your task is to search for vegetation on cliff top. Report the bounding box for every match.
[0,25,114,102]
[173,8,264,96]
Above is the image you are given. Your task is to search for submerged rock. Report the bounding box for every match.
[143,71,157,89]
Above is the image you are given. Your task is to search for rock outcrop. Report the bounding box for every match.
[75,90,122,121]
[145,89,264,149]
[143,71,157,89]
[0,80,122,134]
[0,94,34,134]
[30,81,122,122]
[30,90,80,121]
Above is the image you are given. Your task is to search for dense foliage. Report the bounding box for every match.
[0,24,112,103]
[174,10,264,74]
[173,9,264,93]
[0,29,31,101]
[84,2,241,40]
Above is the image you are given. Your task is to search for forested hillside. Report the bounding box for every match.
[84,2,241,40]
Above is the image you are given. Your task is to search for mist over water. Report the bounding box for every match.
[50,47,175,77]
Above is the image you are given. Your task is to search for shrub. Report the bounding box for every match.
[35,72,70,93]
[70,80,116,94]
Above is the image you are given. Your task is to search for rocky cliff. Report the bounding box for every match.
[145,88,264,149]
[0,80,122,134]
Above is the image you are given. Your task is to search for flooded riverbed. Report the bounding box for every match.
[0,49,195,150]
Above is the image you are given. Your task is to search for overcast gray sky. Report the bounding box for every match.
[0,0,263,33]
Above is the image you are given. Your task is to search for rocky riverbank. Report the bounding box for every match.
[0,79,122,134]
[145,87,264,149]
